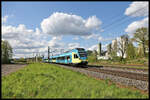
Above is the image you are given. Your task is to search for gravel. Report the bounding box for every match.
[100,67,148,74]
[57,64,149,91]
[2,64,27,76]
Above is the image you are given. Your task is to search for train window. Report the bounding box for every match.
[58,56,65,60]
[74,54,78,58]
[52,58,56,60]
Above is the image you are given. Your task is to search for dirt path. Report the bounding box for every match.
[2,64,28,76]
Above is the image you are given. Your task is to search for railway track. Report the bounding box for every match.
[52,63,148,91]
[85,67,148,82]
[51,63,148,82]
[87,65,148,72]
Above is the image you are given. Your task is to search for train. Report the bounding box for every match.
[42,58,49,63]
[49,48,88,66]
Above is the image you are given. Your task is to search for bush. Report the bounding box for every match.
[87,54,97,63]
[111,56,121,62]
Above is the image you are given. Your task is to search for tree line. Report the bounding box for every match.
[1,40,13,64]
[107,27,149,60]
[87,27,149,61]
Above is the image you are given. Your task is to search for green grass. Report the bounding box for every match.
[2,63,148,98]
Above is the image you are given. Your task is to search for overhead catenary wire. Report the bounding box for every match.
[101,5,148,32]
[94,5,148,50]
[85,5,148,49]
[98,5,148,42]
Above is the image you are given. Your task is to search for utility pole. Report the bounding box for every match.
[98,42,101,56]
[42,54,44,59]
[52,50,53,56]
[33,52,34,62]
[36,53,38,62]
[38,52,40,62]
[48,46,50,61]
[51,48,53,56]
[61,49,64,54]
[34,52,36,62]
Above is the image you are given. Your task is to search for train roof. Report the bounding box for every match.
[50,48,85,58]
[75,48,85,50]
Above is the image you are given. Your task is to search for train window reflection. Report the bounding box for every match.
[74,54,78,58]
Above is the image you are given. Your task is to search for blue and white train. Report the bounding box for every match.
[49,48,88,65]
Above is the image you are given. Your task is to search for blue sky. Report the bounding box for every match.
[2,2,133,29]
[2,1,148,58]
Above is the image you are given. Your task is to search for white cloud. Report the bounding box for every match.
[2,15,8,23]
[82,33,101,40]
[82,33,113,42]
[2,24,49,45]
[125,1,148,17]
[2,23,83,58]
[2,24,52,58]
[2,24,34,39]
[125,17,148,34]
[68,43,80,50]
[85,16,101,30]
[48,36,64,48]
[2,25,25,41]
[88,44,98,51]
[41,12,102,36]
[98,37,114,42]
[2,12,102,58]
[73,37,79,40]
[88,43,108,51]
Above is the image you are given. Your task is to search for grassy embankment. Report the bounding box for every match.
[87,54,149,69]
[2,63,148,98]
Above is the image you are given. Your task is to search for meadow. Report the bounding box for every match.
[2,63,148,98]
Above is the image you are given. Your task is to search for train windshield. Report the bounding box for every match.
[77,48,87,57]
[79,53,87,57]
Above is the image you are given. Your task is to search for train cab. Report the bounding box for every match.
[72,48,88,65]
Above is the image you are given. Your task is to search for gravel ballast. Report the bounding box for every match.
[57,64,149,91]
[99,67,148,74]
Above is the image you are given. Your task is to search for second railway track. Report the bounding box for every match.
[85,67,148,81]
[51,63,148,82]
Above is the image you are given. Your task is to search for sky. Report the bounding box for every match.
[2,1,149,58]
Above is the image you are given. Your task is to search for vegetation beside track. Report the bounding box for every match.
[2,63,148,98]
[87,53,148,70]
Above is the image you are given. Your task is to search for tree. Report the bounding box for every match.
[132,27,148,57]
[1,40,13,64]
[137,43,144,58]
[145,39,149,51]
[111,39,118,58]
[126,41,136,59]
[117,34,129,60]
[93,50,98,61]
[107,43,112,56]
[86,50,93,56]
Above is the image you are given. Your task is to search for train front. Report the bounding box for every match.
[77,48,88,65]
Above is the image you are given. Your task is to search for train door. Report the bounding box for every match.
[66,56,71,64]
